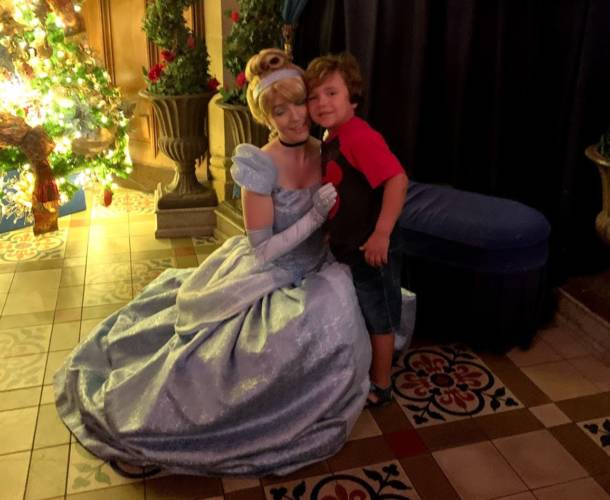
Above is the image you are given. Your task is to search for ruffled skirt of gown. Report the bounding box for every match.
[54,236,372,476]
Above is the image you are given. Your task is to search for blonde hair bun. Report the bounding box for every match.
[245,49,291,82]
[245,48,306,130]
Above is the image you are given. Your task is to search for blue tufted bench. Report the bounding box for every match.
[397,181,551,352]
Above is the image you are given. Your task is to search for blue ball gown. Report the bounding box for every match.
[54,144,372,476]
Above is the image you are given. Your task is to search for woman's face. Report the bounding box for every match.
[267,93,310,144]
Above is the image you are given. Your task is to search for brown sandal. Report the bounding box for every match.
[366,383,393,408]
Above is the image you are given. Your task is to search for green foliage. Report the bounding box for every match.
[142,41,210,95]
[141,0,211,95]
[142,0,193,49]
[0,5,131,218]
[217,85,246,105]
[0,148,27,174]
[221,0,283,104]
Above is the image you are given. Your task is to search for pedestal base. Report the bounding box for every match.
[157,183,217,210]
[213,201,245,242]
[154,183,217,238]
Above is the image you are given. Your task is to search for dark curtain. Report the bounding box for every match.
[294,0,610,281]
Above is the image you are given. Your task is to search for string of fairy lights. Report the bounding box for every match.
[0,0,132,221]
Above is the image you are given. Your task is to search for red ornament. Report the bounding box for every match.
[235,71,247,89]
[103,189,113,207]
[207,77,220,91]
[230,10,240,22]
[160,50,175,63]
[186,36,196,49]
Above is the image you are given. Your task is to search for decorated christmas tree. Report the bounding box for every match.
[0,0,131,233]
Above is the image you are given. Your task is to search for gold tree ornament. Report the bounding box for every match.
[45,0,84,35]
[0,113,60,234]
[0,0,131,231]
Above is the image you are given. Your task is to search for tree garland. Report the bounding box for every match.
[0,0,131,228]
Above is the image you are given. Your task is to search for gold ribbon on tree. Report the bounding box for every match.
[0,113,60,234]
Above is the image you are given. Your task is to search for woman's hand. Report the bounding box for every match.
[359,230,390,267]
[312,183,337,219]
[250,184,337,264]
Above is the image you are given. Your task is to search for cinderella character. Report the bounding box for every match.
[54,48,372,477]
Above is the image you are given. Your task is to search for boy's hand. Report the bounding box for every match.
[359,230,390,267]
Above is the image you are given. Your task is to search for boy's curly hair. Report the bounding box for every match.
[304,52,363,105]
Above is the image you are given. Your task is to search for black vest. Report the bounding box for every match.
[321,138,383,265]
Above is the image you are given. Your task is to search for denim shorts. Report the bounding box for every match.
[348,234,403,335]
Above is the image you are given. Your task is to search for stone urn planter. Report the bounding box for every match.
[140,91,218,209]
[211,102,268,239]
[215,102,267,214]
[216,102,268,150]
[585,144,610,246]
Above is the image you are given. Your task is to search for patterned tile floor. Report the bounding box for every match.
[0,187,609,500]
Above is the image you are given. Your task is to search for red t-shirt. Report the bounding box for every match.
[322,116,404,264]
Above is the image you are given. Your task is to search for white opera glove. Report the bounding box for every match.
[311,182,338,218]
[247,183,337,264]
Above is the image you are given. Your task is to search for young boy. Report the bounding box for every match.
[304,53,408,407]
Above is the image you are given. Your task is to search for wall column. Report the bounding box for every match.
[205,0,238,204]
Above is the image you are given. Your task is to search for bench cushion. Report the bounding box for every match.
[398,182,551,272]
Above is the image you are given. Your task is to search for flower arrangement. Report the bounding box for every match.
[218,0,283,105]
[141,0,219,95]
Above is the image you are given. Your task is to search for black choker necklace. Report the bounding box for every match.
[279,137,308,148]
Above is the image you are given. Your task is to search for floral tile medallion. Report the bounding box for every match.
[579,417,610,455]
[131,258,173,283]
[264,461,419,500]
[392,344,522,427]
[192,235,221,253]
[0,324,52,358]
[90,188,154,221]
[131,258,175,296]
[122,189,155,214]
[85,261,132,285]
[83,280,133,307]
[67,443,142,494]
[0,352,46,390]
[0,228,67,262]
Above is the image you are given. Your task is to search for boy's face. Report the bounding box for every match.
[307,71,356,133]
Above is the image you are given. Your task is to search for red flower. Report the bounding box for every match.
[235,71,247,88]
[160,50,175,63]
[230,10,239,22]
[207,77,220,91]
[186,35,196,49]
[148,63,164,82]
